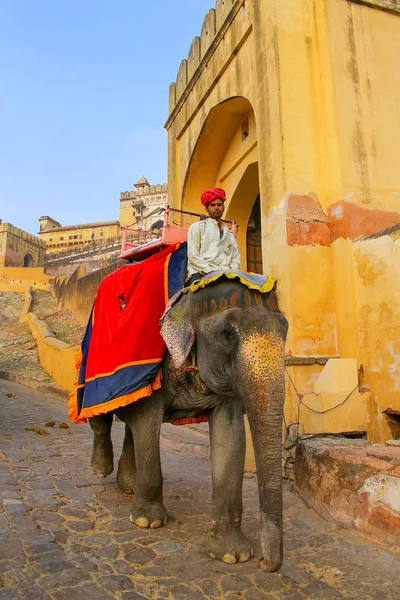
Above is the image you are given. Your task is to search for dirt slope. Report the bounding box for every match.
[0,290,85,390]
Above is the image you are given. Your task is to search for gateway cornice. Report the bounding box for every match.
[350,0,400,14]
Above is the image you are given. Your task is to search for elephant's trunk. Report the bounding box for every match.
[237,316,286,572]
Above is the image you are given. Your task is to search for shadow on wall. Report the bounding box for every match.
[51,259,126,326]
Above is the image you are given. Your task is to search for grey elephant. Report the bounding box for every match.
[89,277,288,572]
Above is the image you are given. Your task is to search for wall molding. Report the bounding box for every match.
[350,0,400,15]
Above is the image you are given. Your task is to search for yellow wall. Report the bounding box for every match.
[327,0,400,211]
[26,312,78,391]
[119,204,134,227]
[166,0,400,442]
[353,231,400,437]
[0,266,52,291]
[40,222,121,254]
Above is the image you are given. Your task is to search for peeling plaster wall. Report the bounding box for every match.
[359,473,400,513]
[352,231,400,439]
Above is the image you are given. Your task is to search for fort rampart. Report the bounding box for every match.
[0,266,52,292]
[0,222,46,268]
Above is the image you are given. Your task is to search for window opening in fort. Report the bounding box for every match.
[23,253,34,267]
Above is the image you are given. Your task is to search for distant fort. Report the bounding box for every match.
[0,176,168,266]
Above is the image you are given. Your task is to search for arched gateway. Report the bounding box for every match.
[23,253,34,267]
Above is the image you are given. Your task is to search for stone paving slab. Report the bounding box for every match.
[0,379,399,600]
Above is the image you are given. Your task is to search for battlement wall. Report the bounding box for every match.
[167,0,243,117]
[167,0,400,125]
[0,223,47,268]
[43,220,119,233]
[120,183,168,200]
[0,222,46,248]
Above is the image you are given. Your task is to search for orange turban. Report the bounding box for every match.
[200,188,226,207]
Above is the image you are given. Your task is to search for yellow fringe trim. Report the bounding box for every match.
[189,272,277,294]
[79,368,163,420]
[68,349,86,424]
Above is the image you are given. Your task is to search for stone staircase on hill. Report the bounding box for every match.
[44,237,123,266]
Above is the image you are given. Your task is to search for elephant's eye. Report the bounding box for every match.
[220,327,234,343]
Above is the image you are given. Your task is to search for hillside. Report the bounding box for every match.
[0,290,85,391]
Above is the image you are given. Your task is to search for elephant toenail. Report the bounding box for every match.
[209,552,216,559]
[135,517,149,528]
[222,554,237,564]
[150,520,162,529]
[238,553,251,563]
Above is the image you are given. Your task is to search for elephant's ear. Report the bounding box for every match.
[160,294,195,369]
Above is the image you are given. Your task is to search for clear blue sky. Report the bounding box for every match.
[0,0,213,234]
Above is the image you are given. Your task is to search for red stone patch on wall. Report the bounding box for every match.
[286,195,400,246]
[286,194,331,246]
[329,201,400,242]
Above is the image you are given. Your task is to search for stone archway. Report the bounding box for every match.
[182,96,260,267]
[23,253,34,267]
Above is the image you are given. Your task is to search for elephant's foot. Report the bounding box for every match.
[130,498,167,529]
[207,526,253,564]
[91,440,114,478]
[117,454,136,494]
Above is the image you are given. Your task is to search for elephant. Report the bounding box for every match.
[89,277,288,572]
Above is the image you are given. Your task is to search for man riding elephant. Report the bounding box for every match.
[187,187,241,285]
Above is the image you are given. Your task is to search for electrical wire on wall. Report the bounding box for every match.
[283,366,362,447]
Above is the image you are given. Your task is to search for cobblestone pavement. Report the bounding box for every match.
[1,379,399,600]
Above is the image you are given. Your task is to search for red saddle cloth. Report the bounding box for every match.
[69,243,187,424]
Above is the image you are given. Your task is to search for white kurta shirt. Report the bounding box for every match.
[187,218,241,277]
